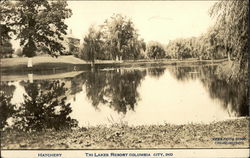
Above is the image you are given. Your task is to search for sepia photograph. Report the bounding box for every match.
[0,0,249,157]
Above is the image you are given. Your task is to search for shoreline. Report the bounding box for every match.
[1,117,249,149]
[0,57,227,82]
[0,56,228,73]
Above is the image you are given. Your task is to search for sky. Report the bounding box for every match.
[65,1,217,44]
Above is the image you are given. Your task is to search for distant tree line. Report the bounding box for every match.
[146,41,166,59]
[165,27,228,61]
[167,0,248,64]
[76,14,171,62]
[77,0,248,64]
[75,14,147,63]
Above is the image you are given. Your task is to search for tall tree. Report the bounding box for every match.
[102,14,144,60]
[81,25,103,66]
[209,0,249,78]
[10,0,72,66]
[0,0,16,58]
[166,38,194,60]
[128,38,146,60]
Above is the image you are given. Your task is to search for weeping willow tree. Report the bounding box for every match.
[102,14,145,61]
[209,0,249,81]
[81,25,103,67]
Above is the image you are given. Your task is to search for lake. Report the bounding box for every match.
[0,65,248,130]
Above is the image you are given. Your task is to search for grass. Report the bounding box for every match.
[1,55,86,67]
[1,117,249,149]
[0,55,86,73]
[1,55,228,73]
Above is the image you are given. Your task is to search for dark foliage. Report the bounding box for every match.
[13,80,78,131]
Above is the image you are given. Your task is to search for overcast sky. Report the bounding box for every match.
[65,1,217,44]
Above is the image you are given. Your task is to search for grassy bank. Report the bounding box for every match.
[0,56,86,73]
[1,56,228,73]
[1,117,249,149]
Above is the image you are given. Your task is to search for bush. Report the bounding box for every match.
[146,41,166,59]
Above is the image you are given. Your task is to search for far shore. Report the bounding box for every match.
[0,55,228,73]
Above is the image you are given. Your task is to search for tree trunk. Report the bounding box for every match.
[211,52,214,63]
[199,56,202,60]
[27,57,33,68]
[28,73,33,83]
[91,48,95,68]
[91,61,95,72]
[228,52,231,61]
[120,68,124,74]
[91,60,95,71]
[91,61,95,67]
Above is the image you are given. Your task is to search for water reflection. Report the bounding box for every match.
[147,67,166,79]
[0,80,77,131]
[0,65,248,130]
[168,66,210,82]
[0,82,16,129]
[69,69,146,114]
[169,66,248,117]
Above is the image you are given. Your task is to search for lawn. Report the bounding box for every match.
[0,55,86,67]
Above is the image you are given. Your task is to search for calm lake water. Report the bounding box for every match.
[1,65,248,129]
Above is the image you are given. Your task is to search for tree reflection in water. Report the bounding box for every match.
[107,69,146,114]
[1,80,77,131]
[0,82,16,129]
[0,66,248,130]
[69,66,248,117]
[69,69,147,114]
[147,67,166,79]
[168,65,249,117]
